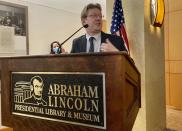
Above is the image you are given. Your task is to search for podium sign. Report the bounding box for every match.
[11,72,106,129]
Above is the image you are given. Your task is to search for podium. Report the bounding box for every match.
[0,52,140,131]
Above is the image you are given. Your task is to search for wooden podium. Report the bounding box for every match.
[0,52,140,131]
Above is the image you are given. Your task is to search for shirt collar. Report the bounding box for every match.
[86,33,101,41]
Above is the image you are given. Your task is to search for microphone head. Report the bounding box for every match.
[83,24,89,28]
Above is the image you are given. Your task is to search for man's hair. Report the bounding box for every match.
[81,3,102,24]
[30,76,43,86]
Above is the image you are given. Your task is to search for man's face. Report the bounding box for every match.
[32,79,43,97]
[84,8,102,34]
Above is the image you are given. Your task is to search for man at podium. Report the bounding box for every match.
[71,3,127,53]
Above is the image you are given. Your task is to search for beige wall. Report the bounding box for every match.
[1,0,85,55]
[0,0,107,55]
[106,0,166,131]
[165,0,182,110]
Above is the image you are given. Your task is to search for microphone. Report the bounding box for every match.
[60,24,88,46]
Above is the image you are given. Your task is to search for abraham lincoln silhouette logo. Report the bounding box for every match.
[23,76,47,106]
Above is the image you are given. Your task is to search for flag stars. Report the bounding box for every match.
[111,0,126,34]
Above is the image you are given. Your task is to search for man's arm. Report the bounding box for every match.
[70,39,77,53]
[100,39,119,52]
[101,35,127,52]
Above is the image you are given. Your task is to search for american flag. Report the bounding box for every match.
[110,0,129,53]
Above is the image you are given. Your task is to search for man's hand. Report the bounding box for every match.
[100,38,119,52]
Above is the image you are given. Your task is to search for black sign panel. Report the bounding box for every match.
[11,72,106,129]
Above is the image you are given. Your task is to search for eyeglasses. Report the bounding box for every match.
[87,14,103,19]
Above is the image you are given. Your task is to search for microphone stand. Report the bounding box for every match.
[59,24,88,53]
[60,25,87,46]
